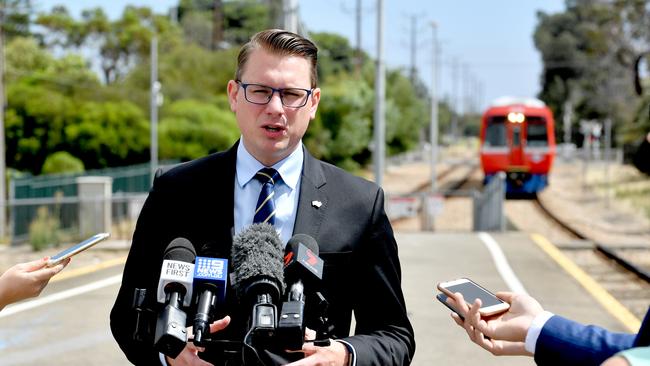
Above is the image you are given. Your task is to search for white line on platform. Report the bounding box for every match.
[0,275,122,318]
[478,232,528,294]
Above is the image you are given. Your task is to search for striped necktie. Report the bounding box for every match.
[253,168,281,225]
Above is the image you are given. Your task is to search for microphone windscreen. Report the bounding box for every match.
[287,234,319,256]
[231,223,285,298]
[164,237,196,263]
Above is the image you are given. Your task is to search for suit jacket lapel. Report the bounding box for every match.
[198,142,238,258]
[293,146,327,241]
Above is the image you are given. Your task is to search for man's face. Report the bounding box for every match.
[227,48,320,166]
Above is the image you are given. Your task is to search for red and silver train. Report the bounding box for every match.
[479,97,556,194]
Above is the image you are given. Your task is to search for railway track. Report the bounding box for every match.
[506,196,650,321]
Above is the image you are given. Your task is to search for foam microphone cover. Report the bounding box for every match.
[231,223,285,300]
[164,237,197,262]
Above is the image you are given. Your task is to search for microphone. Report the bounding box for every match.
[192,256,228,346]
[278,234,324,350]
[154,237,196,359]
[283,234,323,286]
[231,223,285,346]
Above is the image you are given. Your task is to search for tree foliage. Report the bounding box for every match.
[42,151,85,174]
[534,0,650,147]
[3,1,431,177]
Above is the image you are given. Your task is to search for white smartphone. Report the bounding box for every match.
[437,278,510,316]
[46,232,111,267]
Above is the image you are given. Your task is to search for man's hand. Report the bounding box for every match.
[166,316,231,366]
[285,340,349,366]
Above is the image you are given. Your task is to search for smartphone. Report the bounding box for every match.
[436,278,510,316]
[436,292,464,320]
[46,232,111,267]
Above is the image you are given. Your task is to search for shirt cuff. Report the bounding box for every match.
[336,339,357,366]
[159,352,169,366]
[524,311,554,355]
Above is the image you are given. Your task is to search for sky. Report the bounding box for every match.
[34,0,566,111]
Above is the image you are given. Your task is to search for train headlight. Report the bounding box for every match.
[507,112,525,123]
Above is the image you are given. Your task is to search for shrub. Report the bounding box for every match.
[42,151,85,174]
[28,206,61,251]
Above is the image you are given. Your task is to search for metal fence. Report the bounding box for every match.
[8,193,147,245]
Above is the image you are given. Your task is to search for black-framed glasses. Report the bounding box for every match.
[236,80,313,108]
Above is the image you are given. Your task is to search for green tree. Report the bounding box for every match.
[534,0,648,145]
[178,0,271,48]
[63,101,150,169]
[0,0,33,39]
[36,5,181,83]
[42,151,85,174]
[159,99,239,161]
[307,79,373,170]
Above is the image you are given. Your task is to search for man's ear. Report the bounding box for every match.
[309,88,321,120]
[227,80,239,112]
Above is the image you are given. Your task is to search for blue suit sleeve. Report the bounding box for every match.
[534,315,636,366]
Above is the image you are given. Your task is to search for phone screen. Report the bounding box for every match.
[443,282,503,307]
[49,233,109,262]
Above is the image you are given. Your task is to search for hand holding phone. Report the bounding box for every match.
[436,278,509,316]
[46,233,110,267]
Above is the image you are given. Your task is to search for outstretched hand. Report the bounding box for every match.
[166,316,231,366]
[0,256,70,310]
[446,291,543,356]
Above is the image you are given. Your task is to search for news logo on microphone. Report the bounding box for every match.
[193,257,228,301]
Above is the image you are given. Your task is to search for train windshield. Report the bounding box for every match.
[527,117,548,147]
[485,117,507,147]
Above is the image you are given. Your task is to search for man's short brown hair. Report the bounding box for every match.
[235,29,318,88]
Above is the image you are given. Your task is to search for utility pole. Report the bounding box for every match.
[450,57,459,142]
[430,22,438,192]
[373,0,385,187]
[355,0,362,77]
[409,14,417,83]
[0,8,6,240]
[150,35,159,184]
[211,0,223,50]
[283,0,299,33]
[424,21,438,232]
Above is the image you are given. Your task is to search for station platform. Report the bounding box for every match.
[399,231,629,366]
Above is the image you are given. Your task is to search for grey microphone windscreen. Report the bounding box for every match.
[164,237,196,263]
[231,223,285,298]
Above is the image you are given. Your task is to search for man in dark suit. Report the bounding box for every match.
[110,29,415,366]
[445,291,649,365]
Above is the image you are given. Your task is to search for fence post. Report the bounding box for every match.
[77,176,112,237]
[473,172,505,232]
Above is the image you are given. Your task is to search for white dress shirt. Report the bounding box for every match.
[233,138,303,245]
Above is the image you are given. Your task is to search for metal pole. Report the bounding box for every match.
[355,0,362,77]
[604,118,611,208]
[430,22,438,192]
[373,0,385,187]
[426,22,438,232]
[150,35,159,184]
[0,10,7,240]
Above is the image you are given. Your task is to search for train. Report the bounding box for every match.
[479,97,556,194]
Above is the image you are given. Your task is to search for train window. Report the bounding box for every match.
[527,117,548,147]
[485,117,507,146]
[512,126,521,147]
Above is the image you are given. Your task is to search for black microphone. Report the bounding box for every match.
[278,234,324,350]
[154,238,196,359]
[231,223,285,346]
[192,256,228,346]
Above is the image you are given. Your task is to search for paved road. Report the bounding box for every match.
[0,232,628,365]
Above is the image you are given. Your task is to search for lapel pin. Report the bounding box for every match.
[311,200,322,208]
